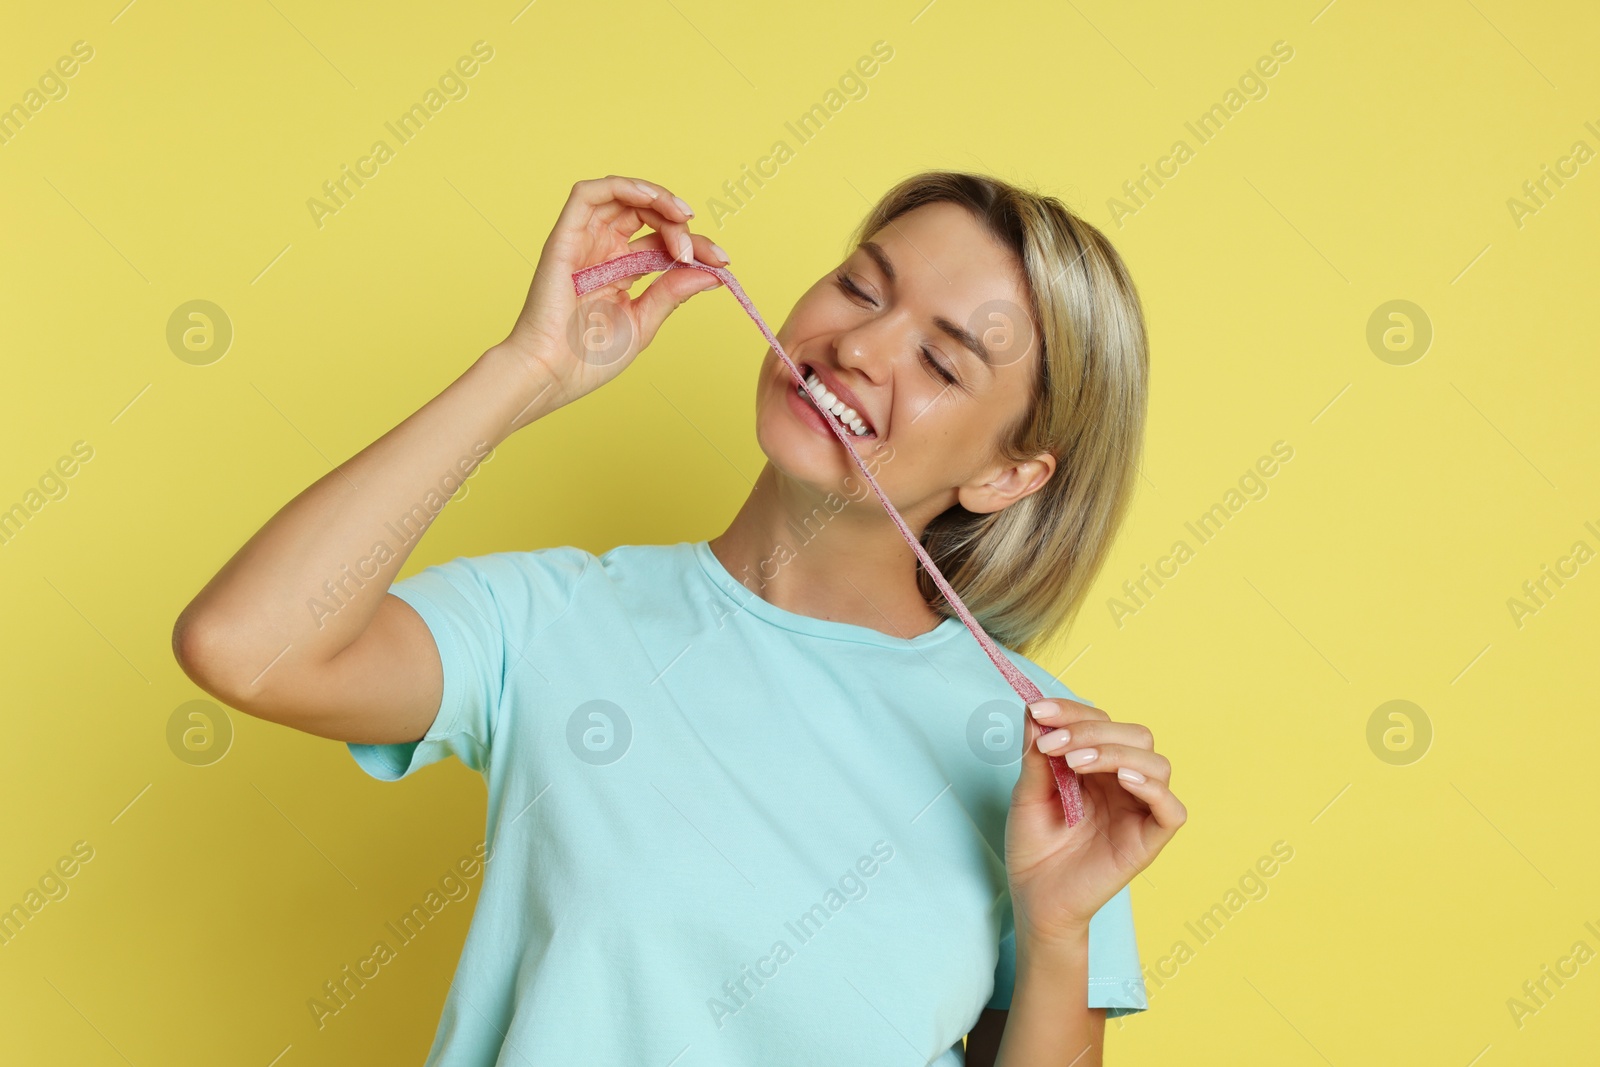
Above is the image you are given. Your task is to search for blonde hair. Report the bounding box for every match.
[846,170,1150,658]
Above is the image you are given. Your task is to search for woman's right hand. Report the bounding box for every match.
[493,174,730,417]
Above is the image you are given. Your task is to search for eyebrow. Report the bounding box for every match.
[859,240,996,368]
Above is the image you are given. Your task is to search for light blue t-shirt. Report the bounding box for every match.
[348,540,1147,1065]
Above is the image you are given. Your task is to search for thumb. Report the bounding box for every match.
[1014,700,1065,805]
[631,264,723,350]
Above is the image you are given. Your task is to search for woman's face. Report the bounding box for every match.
[755,200,1053,526]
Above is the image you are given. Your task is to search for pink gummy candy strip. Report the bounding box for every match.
[572,248,1084,826]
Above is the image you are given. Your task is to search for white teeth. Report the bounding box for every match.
[798,369,872,436]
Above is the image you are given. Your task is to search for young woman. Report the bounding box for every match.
[173,171,1185,1066]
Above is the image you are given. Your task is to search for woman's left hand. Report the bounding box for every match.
[1004,697,1187,952]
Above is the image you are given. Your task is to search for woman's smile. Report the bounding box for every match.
[784,361,880,442]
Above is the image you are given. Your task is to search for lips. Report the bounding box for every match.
[797,361,878,438]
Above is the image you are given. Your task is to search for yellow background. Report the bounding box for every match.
[2,0,1596,1062]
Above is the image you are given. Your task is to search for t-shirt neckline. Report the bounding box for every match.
[690,540,966,649]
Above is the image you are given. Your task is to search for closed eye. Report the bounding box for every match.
[832,269,959,387]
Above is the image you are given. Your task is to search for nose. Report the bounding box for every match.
[834,314,899,384]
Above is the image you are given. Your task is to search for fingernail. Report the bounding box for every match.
[672,195,694,217]
[1118,767,1145,783]
[1037,729,1071,754]
[1065,748,1098,767]
[679,237,695,263]
[1027,700,1055,721]
[634,181,659,199]
[711,243,730,264]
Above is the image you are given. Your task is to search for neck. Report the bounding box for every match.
[708,461,949,640]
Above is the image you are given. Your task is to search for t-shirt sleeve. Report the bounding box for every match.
[984,884,1148,1017]
[983,665,1150,1016]
[345,547,592,782]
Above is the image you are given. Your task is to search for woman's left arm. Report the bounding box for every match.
[990,697,1188,1067]
[966,1003,1104,1067]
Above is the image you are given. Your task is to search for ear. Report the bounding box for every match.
[956,451,1056,515]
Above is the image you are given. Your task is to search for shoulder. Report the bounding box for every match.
[996,644,1091,707]
[471,544,599,577]
[391,545,600,640]
[590,541,690,573]
[416,545,598,597]
[465,542,704,621]
[445,540,700,603]
[589,540,709,598]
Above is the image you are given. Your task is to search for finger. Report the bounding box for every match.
[1029,717,1154,754]
[557,175,661,232]
[1012,704,1065,808]
[567,175,692,222]
[609,176,697,263]
[622,177,695,223]
[557,176,697,264]
[1038,741,1172,786]
[627,228,730,267]
[1027,697,1108,726]
[570,206,722,301]
[584,195,691,264]
[564,204,681,299]
[1110,772,1188,840]
[627,234,732,348]
[613,203,695,264]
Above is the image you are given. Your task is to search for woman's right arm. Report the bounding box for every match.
[171,175,726,746]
